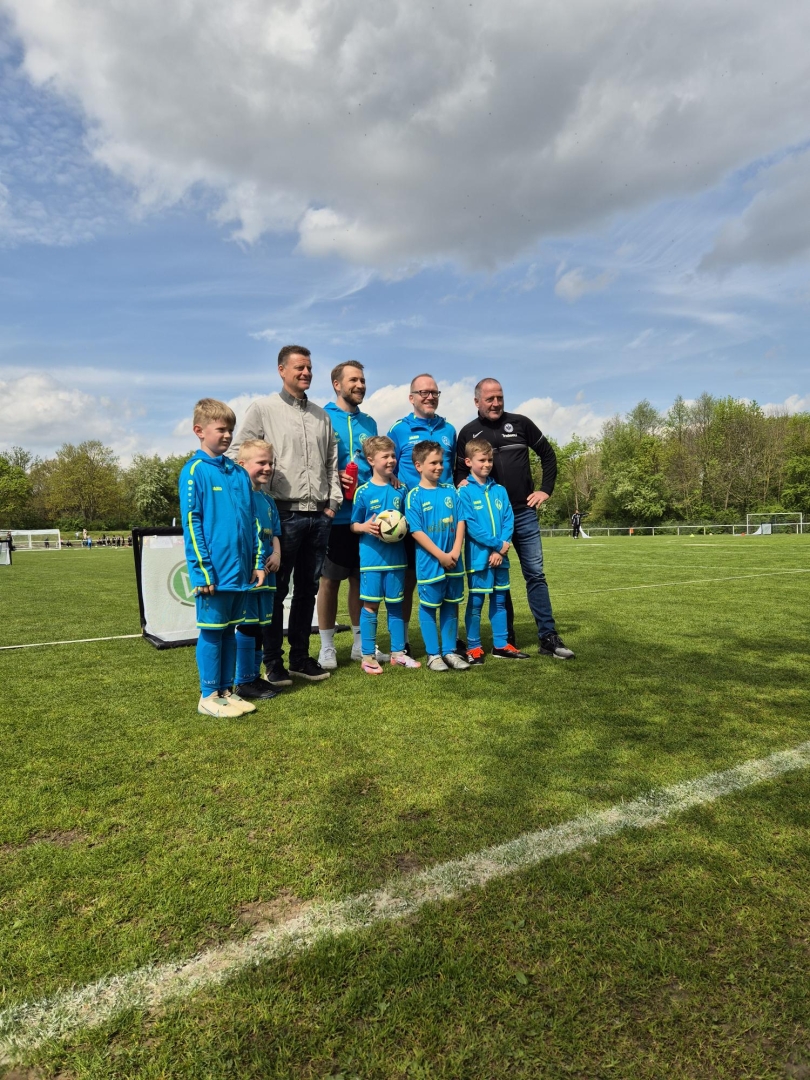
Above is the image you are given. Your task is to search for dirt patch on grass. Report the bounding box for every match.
[0,829,87,856]
[236,888,310,929]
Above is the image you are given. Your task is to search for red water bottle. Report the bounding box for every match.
[344,461,359,500]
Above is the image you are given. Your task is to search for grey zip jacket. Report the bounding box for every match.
[228,390,342,512]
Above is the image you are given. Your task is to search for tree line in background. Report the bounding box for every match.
[1,394,809,531]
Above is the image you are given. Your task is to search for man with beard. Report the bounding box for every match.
[454,378,575,660]
[316,360,380,669]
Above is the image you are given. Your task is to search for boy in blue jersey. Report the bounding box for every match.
[458,439,529,664]
[404,440,470,671]
[233,439,283,701]
[180,399,266,719]
[350,436,421,674]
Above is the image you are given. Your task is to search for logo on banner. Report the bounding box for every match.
[168,561,195,606]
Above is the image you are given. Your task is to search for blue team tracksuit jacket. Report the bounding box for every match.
[457,476,514,572]
[179,451,263,592]
[388,412,457,490]
[324,401,378,525]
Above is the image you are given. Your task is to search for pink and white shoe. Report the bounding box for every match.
[361,657,384,675]
[390,652,422,669]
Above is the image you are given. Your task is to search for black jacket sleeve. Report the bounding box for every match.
[533,432,557,496]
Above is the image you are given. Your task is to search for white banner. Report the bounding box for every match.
[140,534,199,644]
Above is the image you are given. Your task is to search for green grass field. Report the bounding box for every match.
[1,535,809,1079]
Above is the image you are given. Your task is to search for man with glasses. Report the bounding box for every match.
[389,374,457,652]
[454,378,575,660]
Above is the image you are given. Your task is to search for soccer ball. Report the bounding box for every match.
[377,509,408,543]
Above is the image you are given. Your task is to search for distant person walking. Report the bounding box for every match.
[571,511,582,539]
[455,378,574,660]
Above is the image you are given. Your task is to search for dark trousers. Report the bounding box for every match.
[263,511,332,669]
[505,505,557,643]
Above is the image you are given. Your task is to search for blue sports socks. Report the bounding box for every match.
[235,626,261,685]
[439,601,458,655]
[465,591,508,650]
[465,592,485,649]
[420,601,458,656]
[196,626,238,696]
[386,602,405,653]
[360,606,378,656]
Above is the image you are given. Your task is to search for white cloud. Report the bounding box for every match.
[0,373,132,451]
[171,392,267,438]
[762,394,810,416]
[5,0,810,269]
[555,268,615,303]
[514,396,609,442]
[703,149,810,270]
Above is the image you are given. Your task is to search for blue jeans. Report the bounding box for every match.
[263,511,332,669]
[506,505,556,640]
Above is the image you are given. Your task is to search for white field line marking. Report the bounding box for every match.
[557,568,810,595]
[0,634,141,652]
[2,742,810,1063]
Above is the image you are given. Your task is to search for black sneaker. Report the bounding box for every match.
[403,642,413,658]
[539,634,575,660]
[491,644,530,660]
[289,657,331,682]
[235,678,279,700]
[265,662,293,687]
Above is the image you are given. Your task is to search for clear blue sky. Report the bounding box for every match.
[1,2,808,461]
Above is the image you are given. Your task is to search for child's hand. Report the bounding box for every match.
[438,551,456,569]
[265,553,280,573]
[251,569,266,588]
[194,584,216,596]
[365,514,381,537]
[488,551,503,567]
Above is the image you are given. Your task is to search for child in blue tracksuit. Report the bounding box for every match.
[233,439,283,701]
[180,399,265,718]
[457,438,529,664]
[404,440,469,671]
[350,435,421,674]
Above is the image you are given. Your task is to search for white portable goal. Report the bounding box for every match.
[9,529,62,550]
[745,513,803,536]
[0,539,11,566]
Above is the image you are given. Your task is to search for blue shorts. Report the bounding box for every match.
[243,586,275,625]
[417,573,464,608]
[467,565,510,594]
[195,590,249,630]
[360,567,406,604]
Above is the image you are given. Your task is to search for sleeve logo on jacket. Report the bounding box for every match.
[495,498,503,510]
[441,435,451,446]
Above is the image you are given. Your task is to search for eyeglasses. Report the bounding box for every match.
[411,389,441,399]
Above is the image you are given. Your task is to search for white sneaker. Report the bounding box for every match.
[198,693,243,718]
[443,652,471,671]
[318,644,338,670]
[426,654,449,672]
[221,690,257,715]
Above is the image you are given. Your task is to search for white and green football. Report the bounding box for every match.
[376,509,408,543]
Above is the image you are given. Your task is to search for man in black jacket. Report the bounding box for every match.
[455,378,574,659]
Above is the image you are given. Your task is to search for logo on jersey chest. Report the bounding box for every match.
[503,423,514,433]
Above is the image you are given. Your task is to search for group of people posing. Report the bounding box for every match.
[180,345,574,719]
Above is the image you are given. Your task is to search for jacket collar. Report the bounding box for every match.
[279,388,308,408]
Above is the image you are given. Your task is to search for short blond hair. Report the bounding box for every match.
[193,398,236,429]
[465,438,493,459]
[362,435,395,461]
[238,438,274,463]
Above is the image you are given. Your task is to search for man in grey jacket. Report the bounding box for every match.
[229,345,342,685]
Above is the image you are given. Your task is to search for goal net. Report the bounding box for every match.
[0,539,11,566]
[745,513,803,535]
[9,529,62,550]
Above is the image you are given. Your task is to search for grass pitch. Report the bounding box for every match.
[1,536,809,1078]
